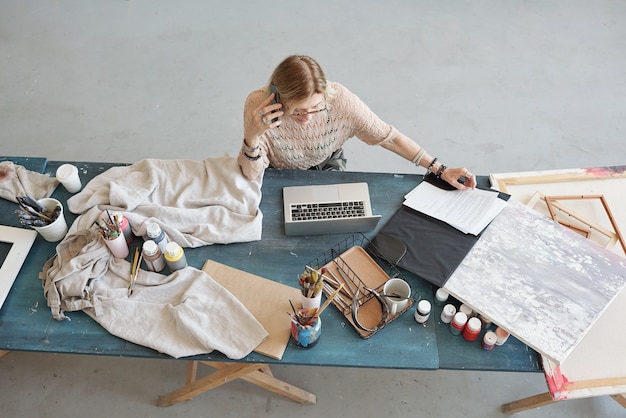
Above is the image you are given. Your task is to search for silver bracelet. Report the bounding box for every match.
[242,138,260,153]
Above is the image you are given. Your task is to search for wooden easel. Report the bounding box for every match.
[526,192,626,254]
[501,389,626,414]
[156,361,316,407]
[494,168,626,414]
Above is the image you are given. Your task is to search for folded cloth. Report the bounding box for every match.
[40,156,269,359]
[0,161,58,203]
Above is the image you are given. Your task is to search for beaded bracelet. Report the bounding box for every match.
[241,150,262,161]
[242,138,260,153]
[426,157,438,174]
[436,164,447,178]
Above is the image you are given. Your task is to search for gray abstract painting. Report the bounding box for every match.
[445,199,626,364]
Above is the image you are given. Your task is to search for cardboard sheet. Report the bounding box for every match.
[202,259,302,360]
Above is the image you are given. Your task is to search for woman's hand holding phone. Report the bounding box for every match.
[246,88,284,148]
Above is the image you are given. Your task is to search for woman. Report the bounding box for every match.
[238,55,475,190]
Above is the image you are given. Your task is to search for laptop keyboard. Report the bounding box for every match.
[290,201,366,221]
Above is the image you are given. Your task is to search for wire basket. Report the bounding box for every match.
[307,233,412,338]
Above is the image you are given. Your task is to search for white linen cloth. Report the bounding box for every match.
[40,157,269,359]
[0,160,58,203]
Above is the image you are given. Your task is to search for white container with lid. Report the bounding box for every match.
[434,288,449,305]
[414,300,432,324]
[440,304,456,324]
[56,163,82,193]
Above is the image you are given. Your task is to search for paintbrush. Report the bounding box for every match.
[316,283,344,317]
[289,299,298,316]
[17,195,44,213]
[288,298,320,326]
[96,212,121,240]
[302,266,325,298]
[16,195,56,224]
[128,247,141,297]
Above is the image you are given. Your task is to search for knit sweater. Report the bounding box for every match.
[239,82,398,179]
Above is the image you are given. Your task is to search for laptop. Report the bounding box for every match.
[283,182,382,236]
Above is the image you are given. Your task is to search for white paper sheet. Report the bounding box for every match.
[403,182,507,235]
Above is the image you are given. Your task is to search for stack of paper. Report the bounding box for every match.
[403,182,508,235]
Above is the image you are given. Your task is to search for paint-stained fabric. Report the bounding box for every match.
[40,157,268,359]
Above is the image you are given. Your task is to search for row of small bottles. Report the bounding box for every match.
[106,214,188,272]
[414,287,510,350]
[142,222,187,272]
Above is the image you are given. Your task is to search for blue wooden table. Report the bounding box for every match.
[0,157,541,405]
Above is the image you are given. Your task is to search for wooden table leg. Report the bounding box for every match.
[0,350,10,358]
[181,361,199,402]
[501,392,555,414]
[157,361,316,407]
[203,361,316,405]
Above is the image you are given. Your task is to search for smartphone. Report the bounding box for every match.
[269,84,280,123]
[270,84,280,105]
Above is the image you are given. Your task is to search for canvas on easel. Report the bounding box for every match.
[526,193,626,254]
[490,166,626,412]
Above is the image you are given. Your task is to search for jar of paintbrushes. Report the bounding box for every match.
[95,210,129,259]
[15,195,68,242]
[289,282,343,349]
[298,266,325,310]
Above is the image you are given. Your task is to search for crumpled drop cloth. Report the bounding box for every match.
[67,157,263,246]
[40,157,269,359]
[0,160,58,203]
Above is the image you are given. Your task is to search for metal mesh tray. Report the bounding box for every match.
[307,234,412,338]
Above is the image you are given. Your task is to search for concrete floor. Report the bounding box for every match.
[1,1,626,417]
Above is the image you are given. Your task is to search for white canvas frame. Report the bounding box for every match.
[0,225,37,310]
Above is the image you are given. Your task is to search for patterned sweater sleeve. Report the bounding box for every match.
[333,83,398,146]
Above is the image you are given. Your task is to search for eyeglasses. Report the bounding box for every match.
[289,101,327,117]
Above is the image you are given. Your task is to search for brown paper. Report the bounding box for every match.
[202,259,302,360]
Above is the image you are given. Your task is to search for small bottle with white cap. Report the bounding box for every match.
[164,242,188,272]
[440,304,456,324]
[414,300,431,324]
[145,222,169,254]
[142,240,166,272]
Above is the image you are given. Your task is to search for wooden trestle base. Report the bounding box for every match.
[156,361,317,407]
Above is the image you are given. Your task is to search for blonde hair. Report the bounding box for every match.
[268,55,335,110]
